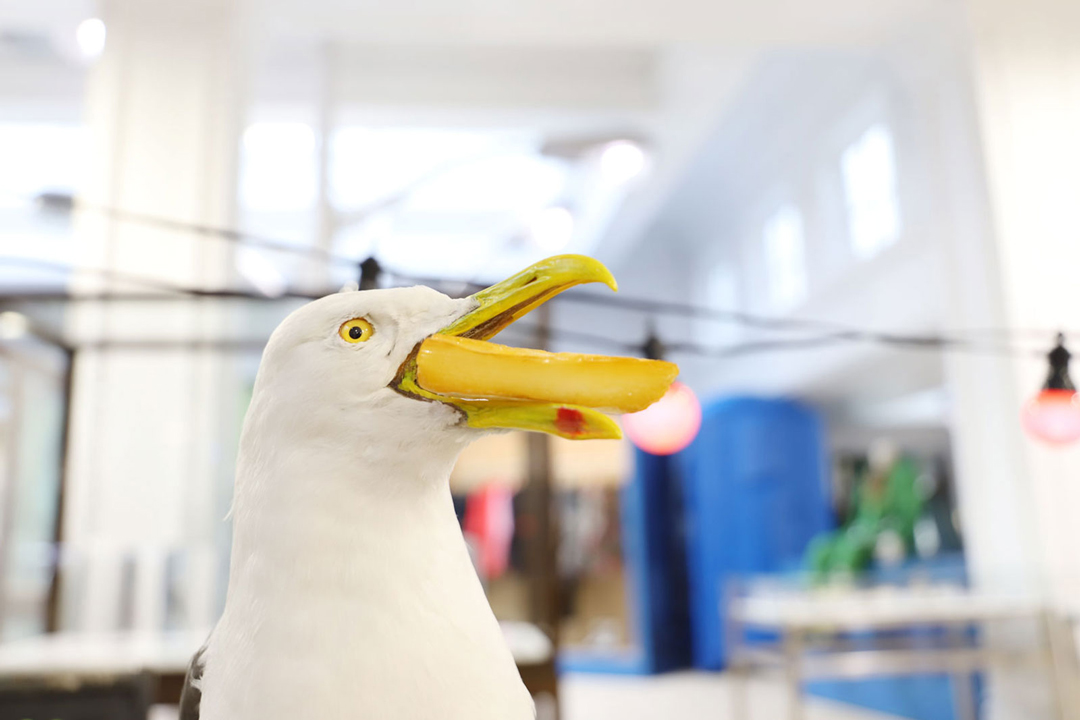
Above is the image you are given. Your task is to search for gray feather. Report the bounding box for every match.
[178,639,209,720]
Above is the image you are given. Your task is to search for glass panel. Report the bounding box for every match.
[0,344,68,640]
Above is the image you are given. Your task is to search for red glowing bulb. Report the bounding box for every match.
[1022,388,1080,445]
[1023,334,1080,446]
[622,381,702,456]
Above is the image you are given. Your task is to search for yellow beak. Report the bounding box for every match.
[391,255,679,440]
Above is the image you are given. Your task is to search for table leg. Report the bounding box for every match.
[784,629,805,720]
[729,658,749,720]
[724,581,748,720]
[950,671,977,720]
[1040,611,1073,720]
[947,624,977,720]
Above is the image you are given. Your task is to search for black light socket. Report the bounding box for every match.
[1045,333,1075,392]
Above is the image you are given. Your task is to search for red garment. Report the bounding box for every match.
[463,484,515,579]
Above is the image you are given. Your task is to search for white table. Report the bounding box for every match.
[725,584,1075,720]
[0,630,207,703]
[0,622,555,703]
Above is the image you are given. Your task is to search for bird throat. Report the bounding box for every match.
[212,440,522,709]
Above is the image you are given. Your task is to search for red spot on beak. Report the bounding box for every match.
[555,407,585,436]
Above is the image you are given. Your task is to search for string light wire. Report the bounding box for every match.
[0,195,1072,359]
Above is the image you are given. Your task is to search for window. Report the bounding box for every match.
[706,264,738,312]
[763,205,807,310]
[841,124,901,259]
[239,122,317,215]
[699,264,740,346]
[329,127,569,282]
[236,122,320,292]
[0,123,89,288]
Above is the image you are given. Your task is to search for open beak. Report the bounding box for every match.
[391,255,678,440]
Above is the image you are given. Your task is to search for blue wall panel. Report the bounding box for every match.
[679,396,831,670]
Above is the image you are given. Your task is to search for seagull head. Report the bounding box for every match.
[250,255,678,459]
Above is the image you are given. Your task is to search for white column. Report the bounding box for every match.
[61,0,250,633]
[946,1,1080,717]
[961,0,1080,609]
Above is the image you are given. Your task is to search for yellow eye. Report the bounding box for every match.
[339,318,374,344]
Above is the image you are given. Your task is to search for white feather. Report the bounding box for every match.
[199,287,535,720]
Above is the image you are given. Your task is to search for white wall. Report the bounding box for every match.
[616,46,954,407]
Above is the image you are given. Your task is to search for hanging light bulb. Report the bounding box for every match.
[599,140,648,185]
[624,381,702,455]
[622,330,702,455]
[1022,333,1080,445]
[75,18,107,60]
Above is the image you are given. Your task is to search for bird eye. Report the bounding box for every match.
[339,318,374,344]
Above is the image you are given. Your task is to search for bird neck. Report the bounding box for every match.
[204,431,533,720]
[224,430,472,613]
[201,371,535,716]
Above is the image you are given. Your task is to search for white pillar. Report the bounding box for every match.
[946,0,1080,717]
[61,0,250,633]
[961,0,1080,610]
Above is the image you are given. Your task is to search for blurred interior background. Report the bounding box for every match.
[1,0,1080,718]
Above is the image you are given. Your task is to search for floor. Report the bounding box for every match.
[559,672,903,720]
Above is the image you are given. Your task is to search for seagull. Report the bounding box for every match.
[179,255,677,720]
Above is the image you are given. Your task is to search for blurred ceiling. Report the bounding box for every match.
[253,0,939,48]
[0,0,961,415]
[1,0,940,48]
[0,0,949,277]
